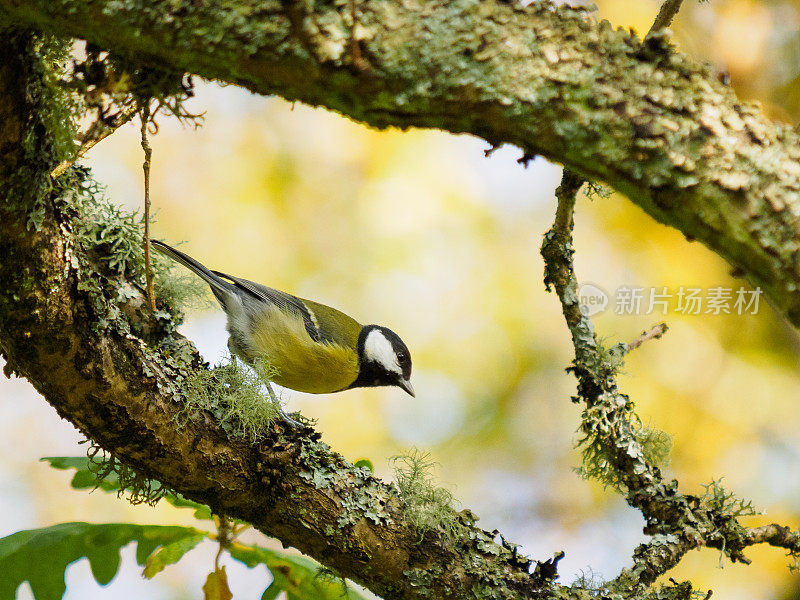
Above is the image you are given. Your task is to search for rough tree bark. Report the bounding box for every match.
[1,1,799,599]
[4,0,800,325]
[0,30,546,600]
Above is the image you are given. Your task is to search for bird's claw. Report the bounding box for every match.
[277,407,303,429]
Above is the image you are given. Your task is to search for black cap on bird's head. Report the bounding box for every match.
[350,325,414,396]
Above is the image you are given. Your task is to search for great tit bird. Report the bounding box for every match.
[152,241,414,425]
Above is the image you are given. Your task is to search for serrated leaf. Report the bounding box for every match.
[41,457,121,493]
[41,457,214,520]
[0,522,209,600]
[203,567,233,600]
[161,494,214,520]
[229,543,371,600]
[142,531,205,578]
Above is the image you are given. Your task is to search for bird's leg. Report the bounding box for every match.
[265,381,302,429]
[232,350,303,429]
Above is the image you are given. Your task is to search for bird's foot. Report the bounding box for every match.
[276,406,303,429]
[264,381,313,429]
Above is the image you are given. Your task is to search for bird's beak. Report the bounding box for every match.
[398,378,415,397]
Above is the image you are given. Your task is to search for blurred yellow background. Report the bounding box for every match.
[4,0,800,598]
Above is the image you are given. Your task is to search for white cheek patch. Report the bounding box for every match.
[364,329,402,375]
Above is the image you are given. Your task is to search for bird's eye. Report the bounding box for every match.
[397,352,406,362]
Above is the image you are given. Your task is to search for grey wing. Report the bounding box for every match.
[211,270,328,344]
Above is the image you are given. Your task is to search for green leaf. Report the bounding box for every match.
[41,457,214,520]
[161,495,214,521]
[260,583,281,600]
[41,457,121,493]
[229,543,371,600]
[0,522,209,600]
[353,458,374,473]
[142,531,206,578]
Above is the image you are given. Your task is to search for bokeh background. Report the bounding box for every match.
[4,0,800,598]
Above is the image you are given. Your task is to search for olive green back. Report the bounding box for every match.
[300,297,363,349]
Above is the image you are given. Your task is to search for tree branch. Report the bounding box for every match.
[4,2,800,598]
[541,172,800,594]
[51,103,139,179]
[627,323,668,352]
[0,27,565,600]
[743,524,800,553]
[3,0,800,328]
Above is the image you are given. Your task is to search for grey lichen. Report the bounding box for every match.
[403,566,442,597]
[391,449,459,540]
[178,358,279,443]
[296,438,393,530]
[576,404,673,491]
[700,478,760,519]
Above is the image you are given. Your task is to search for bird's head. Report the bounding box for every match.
[354,325,414,396]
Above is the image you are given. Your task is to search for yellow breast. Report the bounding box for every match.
[247,305,359,394]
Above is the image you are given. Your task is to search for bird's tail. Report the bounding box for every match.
[151,240,233,297]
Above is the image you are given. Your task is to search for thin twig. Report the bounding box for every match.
[541,171,590,337]
[627,322,668,352]
[542,171,800,587]
[647,0,685,38]
[541,172,701,585]
[743,524,800,553]
[51,104,139,179]
[140,101,156,312]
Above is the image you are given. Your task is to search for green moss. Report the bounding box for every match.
[2,31,74,218]
[36,35,82,167]
[391,449,458,540]
[178,357,279,443]
[153,255,211,314]
[57,165,206,350]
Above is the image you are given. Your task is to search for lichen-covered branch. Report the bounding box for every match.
[541,172,800,597]
[743,524,800,554]
[0,27,565,600]
[626,323,669,353]
[51,104,139,179]
[3,2,800,598]
[3,0,800,328]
